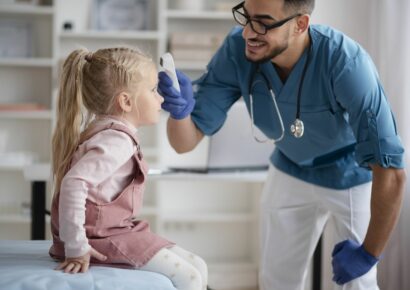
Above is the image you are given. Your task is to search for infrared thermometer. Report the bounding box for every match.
[160,52,180,93]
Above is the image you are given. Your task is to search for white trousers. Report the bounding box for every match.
[259,166,379,290]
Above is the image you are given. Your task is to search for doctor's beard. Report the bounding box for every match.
[245,43,288,64]
[245,28,291,64]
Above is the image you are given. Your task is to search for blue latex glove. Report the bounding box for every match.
[158,70,195,120]
[331,239,379,285]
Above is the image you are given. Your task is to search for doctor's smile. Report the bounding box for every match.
[246,39,266,51]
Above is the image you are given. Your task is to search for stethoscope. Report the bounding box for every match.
[249,37,313,143]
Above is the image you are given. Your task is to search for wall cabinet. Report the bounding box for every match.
[0,1,55,237]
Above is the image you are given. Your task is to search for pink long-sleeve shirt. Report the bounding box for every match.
[59,116,139,258]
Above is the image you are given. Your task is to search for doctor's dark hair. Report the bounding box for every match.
[283,0,315,15]
[52,47,155,194]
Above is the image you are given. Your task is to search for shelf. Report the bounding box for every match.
[0,4,54,15]
[0,58,54,68]
[0,157,40,172]
[209,261,257,272]
[0,214,51,224]
[23,163,268,182]
[59,30,162,40]
[0,110,52,120]
[149,170,268,182]
[0,164,26,171]
[160,212,255,223]
[166,10,232,20]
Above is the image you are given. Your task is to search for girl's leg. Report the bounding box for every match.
[140,248,202,290]
[168,245,208,290]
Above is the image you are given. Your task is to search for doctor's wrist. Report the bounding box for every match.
[170,97,195,120]
[359,244,380,264]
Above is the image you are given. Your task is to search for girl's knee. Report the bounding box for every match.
[193,255,208,282]
[176,266,202,290]
[190,267,203,290]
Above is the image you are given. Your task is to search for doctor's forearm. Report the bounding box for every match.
[167,116,204,153]
[363,165,406,257]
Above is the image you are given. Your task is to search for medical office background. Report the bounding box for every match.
[0,0,409,289]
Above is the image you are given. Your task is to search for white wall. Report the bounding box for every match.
[312,0,374,54]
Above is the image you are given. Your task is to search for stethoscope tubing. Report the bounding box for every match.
[249,77,285,143]
[248,33,313,143]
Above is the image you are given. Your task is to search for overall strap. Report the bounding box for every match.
[79,122,143,160]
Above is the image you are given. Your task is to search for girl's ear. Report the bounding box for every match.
[117,92,133,113]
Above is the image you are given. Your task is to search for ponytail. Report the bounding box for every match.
[52,46,155,193]
[52,49,89,193]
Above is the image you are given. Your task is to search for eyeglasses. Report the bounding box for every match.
[232,1,301,35]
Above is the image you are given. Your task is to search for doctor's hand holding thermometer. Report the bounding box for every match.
[158,70,195,120]
[159,53,195,120]
[158,53,203,152]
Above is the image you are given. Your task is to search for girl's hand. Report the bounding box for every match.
[56,247,107,274]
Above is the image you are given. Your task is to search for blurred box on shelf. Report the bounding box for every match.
[170,32,225,50]
[0,19,33,58]
[0,103,47,111]
[171,48,215,62]
[92,0,150,31]
[0,0,46,5]
[214,1,237,12]
[13,0,40,5]
[169,32,225,61]
[174,0,203,11]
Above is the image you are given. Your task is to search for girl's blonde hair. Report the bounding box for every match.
[52,47,155,193]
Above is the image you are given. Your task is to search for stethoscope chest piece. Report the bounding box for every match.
[290,118,304,138]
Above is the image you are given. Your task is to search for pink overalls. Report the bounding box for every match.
[49,122,173,268]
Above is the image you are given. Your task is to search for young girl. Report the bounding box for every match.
[49,47,208,290]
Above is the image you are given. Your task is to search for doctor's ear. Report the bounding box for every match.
[117,92,133,113]
[295,14,310,34]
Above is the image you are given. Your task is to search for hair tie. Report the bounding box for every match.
[85,52,94,62]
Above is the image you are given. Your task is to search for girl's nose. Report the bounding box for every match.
[158,93,164,104]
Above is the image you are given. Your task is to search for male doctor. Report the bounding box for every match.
[158,0,406,289]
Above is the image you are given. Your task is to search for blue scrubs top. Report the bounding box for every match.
[191,25,405,189]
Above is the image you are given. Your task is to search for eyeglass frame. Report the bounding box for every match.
[232,1,301,35]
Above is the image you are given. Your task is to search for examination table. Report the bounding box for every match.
[0,240,177,290]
